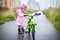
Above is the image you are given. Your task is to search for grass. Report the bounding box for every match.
[43,8,60,31]
[0,8,17,25]
[0,8,37,25]
[24,9,37,15]
[0,15,15,25]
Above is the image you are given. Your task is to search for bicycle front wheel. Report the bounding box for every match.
[32,25,35,40]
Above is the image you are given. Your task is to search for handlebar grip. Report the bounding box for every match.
[38,13,41,15]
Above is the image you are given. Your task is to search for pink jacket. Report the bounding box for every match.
[16,9,26,26]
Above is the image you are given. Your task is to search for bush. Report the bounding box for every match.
[55,14,60,22]
[0,15,15,25]
[55,22,60,31]
[54,14,60,31]
[43,8,60,31]
[0,21,4,25]
[0,7,9,12]
[4,15,15,22]
[24,9,37,15]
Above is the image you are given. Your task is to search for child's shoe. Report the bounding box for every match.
[18,28,21,34]
[19,28,24,34]
[22,28,24,32]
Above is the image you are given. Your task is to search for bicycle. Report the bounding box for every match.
[25,12,41,40]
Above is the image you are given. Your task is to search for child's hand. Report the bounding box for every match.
[24,15,29,17]
[24,15,27,16]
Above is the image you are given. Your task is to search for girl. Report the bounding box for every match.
[16,4,27,34]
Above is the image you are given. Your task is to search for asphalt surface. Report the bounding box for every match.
[0,12,60,40]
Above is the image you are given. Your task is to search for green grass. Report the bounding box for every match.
[0,8,36,25]
[0,8,16,25]
[54,14,60,31]
[0,15,15,25]
[43,8,60,31]
[25,9,37,15]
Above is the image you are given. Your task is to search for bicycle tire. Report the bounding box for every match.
[28,28,30,33]
[32,24,35,40]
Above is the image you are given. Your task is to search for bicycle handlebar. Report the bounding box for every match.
[26,13,41,17]
[33,13,41,16]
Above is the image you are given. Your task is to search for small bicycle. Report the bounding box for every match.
[25,12,41,40]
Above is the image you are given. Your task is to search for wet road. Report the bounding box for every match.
[0,12,60,40]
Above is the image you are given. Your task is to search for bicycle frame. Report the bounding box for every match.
[26,12,41,40]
